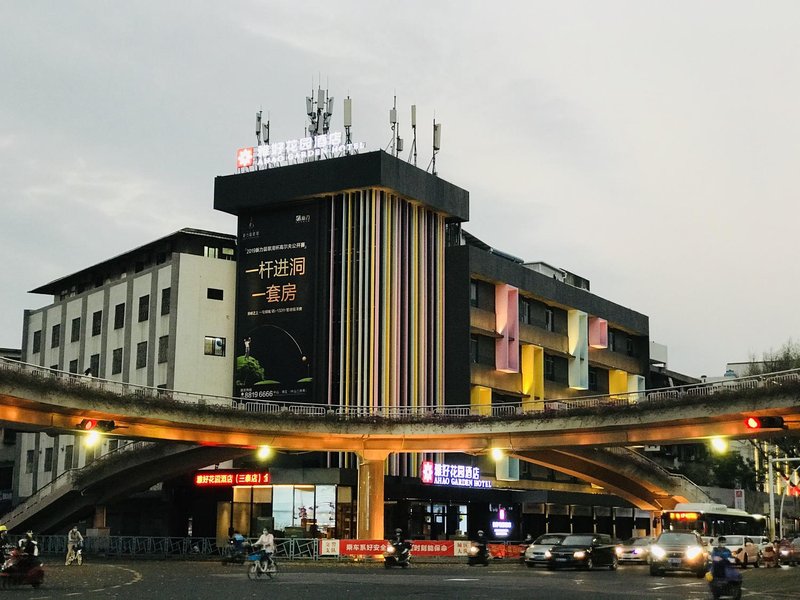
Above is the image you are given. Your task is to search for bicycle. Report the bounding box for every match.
[65,543,83,566]
[246,550,277,580]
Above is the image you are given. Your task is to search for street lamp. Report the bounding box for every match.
[779,465,800,539]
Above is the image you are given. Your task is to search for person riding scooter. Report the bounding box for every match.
[467,530,490,566]
[707,536,742,600]
[384,528,412,568]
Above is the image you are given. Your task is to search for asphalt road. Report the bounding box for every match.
[7,560,800,600]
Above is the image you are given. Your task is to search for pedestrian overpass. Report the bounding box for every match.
[2,358,799,537]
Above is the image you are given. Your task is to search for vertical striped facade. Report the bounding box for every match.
[327,188,446,475]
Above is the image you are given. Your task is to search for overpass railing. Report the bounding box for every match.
[2,357,799,421]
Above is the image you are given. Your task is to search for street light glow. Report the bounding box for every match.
[710,437,728,453]
[491,448,505,461]
[83,430,101,447]
[257,445,272,460]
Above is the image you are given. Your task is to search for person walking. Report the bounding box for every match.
[66,525,84,565]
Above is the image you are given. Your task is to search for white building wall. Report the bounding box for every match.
[106,281,128,381]
[172,254,235,396]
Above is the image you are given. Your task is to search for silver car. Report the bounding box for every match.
[524,533,569,567]
[617,536,654,564]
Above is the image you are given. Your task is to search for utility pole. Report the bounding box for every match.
[768,456,800,539]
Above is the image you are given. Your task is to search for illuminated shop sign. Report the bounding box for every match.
[420,461,492,489]
[492,507,512,538]
[236,132,367,170]
[194,471,271,487]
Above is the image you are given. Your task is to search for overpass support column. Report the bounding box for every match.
[357,451,389,540]
[93,505,107,528]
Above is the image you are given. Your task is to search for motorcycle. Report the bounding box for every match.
[0,548,44,589]
[384,539,412,569]
[706,556,742,600]
[467,541,490,566]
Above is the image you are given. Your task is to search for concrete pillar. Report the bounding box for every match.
[93,505,107,528]
[357,451,388,540]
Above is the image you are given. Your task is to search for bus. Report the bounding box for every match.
[661,503,767,537]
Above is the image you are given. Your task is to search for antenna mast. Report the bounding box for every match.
[344,96,353,153]
[409,105,417,166]
[428,117,442,175]
[306,83,334,157]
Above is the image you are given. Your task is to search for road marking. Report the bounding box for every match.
[446,578,479,581]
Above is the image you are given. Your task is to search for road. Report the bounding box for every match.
[7,560,800,599]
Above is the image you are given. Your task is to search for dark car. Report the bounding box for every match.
[649,531,707,577]
[545,533,619,570]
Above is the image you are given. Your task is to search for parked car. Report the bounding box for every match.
[707,536,760,568]
[616,536,654,564]
[649,531,707,577]
[523,533,569,568]
[545,533,619,570]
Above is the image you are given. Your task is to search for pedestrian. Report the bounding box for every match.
[66,524,84,566]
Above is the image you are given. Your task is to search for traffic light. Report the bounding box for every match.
[744,416,786,430]
[76,419,117,432]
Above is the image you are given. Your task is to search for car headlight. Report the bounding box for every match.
[780,549,790,556]
[685,546,702,560]
[386,544,395,554]
[651,545,666,560]
[544,550,552,559]
[573,550,586,559]
[615,547,623,556]
[468,545,479,556]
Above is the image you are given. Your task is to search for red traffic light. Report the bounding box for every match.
[744,416,785,430]
[76,419,116,432]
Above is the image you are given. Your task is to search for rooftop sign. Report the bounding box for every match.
[236,132,366,170]
[194,470,271,487]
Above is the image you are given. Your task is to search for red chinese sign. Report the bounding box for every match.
[339,540,388,555]
[194,470,270,486]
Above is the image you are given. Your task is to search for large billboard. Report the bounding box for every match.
[234,202,322,402]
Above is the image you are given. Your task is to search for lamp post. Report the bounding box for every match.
[768,457,800,539]
[779,464,800,539]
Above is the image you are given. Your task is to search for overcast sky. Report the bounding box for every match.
[1,1,798,378]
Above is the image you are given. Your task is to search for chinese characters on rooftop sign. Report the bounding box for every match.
[420,460,491,489]
[236,131,366,171]
[194,471,271,487]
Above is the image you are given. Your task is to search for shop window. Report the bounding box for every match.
[32,330,41,354]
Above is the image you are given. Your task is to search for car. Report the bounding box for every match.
[545,533,619,570]
[616,536,654,564]
[708,536,760,568]
[649,531,707,577]
[523,533,569,567]
[777,537,800,566]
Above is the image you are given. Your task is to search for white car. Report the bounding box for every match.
[708,535,760,568]
[524,533,569,567]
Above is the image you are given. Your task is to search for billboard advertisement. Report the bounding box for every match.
[234,202,321,402]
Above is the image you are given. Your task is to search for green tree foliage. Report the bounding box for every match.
[235,355,265,387]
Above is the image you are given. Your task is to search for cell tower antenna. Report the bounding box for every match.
[386,95,397,155]
[344,96,353,153]
[427,116,442,175]
[262,113,270,146]
[408,105,417,166]
[256,110,263,146]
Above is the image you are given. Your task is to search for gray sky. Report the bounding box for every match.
[1,1,798,378]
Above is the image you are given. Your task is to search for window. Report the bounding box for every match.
[204,246,219,258]
[112,348,123,374]
[207,288,224,301]
[626,338,635,357]
[138,295,150,322]
[25,450,35,474]
[89,353,100,377]
[69,359,78,373]
[51,324,61,348]
[92,310,102,336]
[161,287,171,315]
[545,308,554,332]
[204,336,226,357]
[108,439,119,452]
[32,330,41,354]
[136,341,147,369]
[114,303,125,329]
[44,447,53,472]
[608,331,616,352]
[469,281,478,307]
[158,335,169,364]
[85,445,96,465]
[64,444,74,470]
[71,317,81,342]
[588,369,598,391]
[544,355,555,381]
[519,298,531,325]
[470,335,479,363]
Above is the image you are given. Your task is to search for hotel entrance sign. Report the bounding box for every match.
[236,131,366,170]
[420,461,492,489]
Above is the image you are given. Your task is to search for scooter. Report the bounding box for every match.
[384,539,412,568]
[707,556,742,600]
[467,541,490,566]
[0,548,44,589]
[221,537,250,565]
